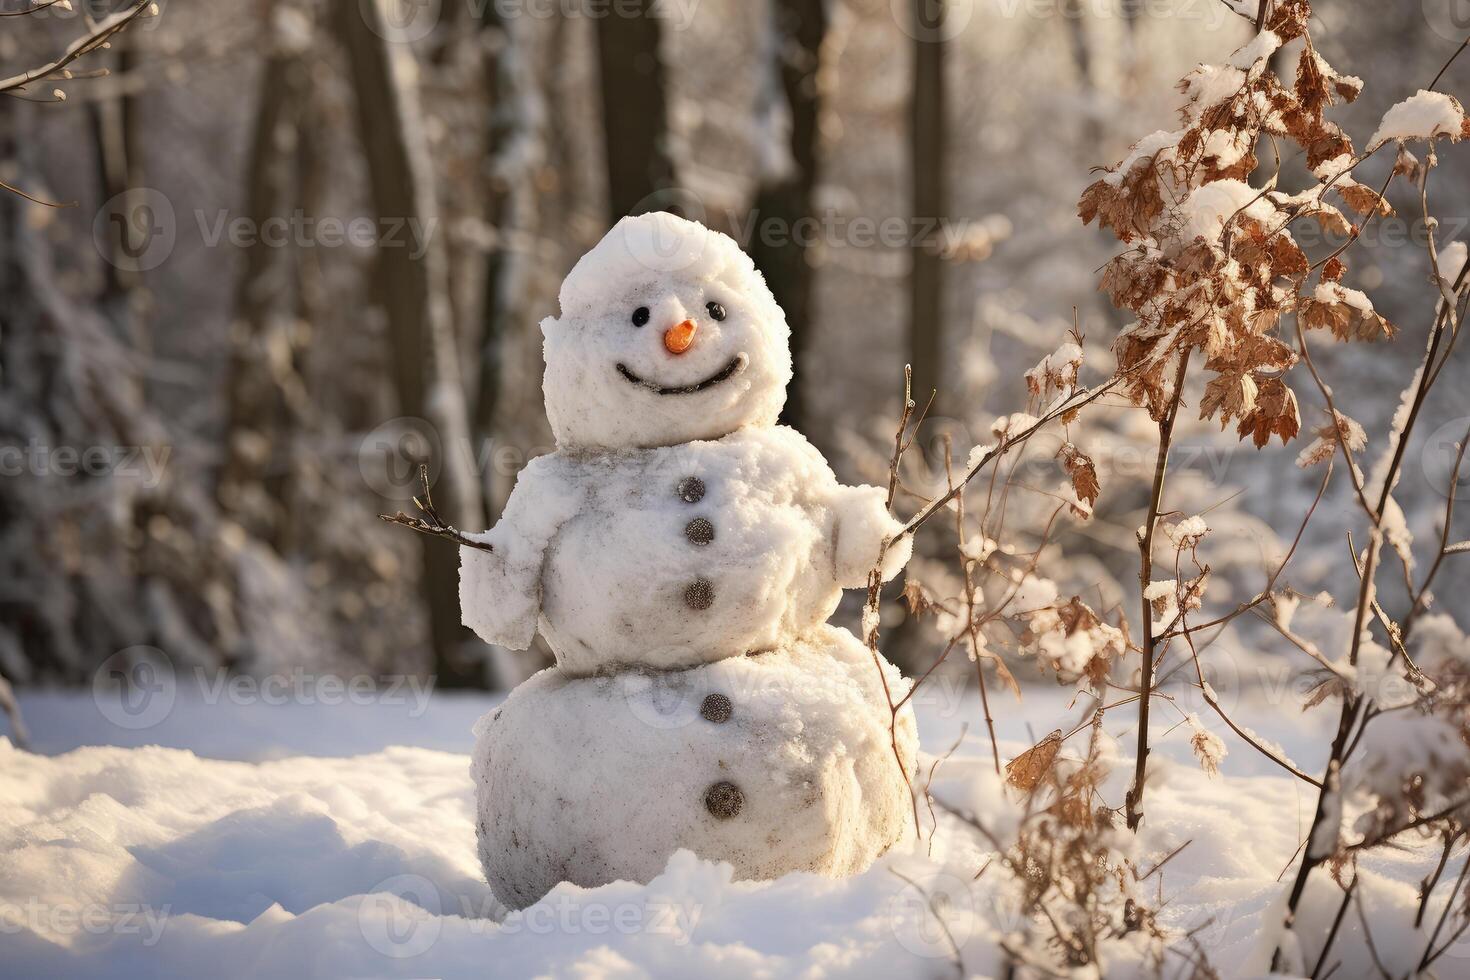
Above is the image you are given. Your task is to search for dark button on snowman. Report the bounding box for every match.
[461,212,918,910]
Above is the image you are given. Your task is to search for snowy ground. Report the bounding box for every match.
[2,684,1462,978]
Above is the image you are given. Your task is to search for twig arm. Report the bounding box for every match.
[378,464,493,552]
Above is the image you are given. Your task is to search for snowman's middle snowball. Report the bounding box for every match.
[460,425,910,676]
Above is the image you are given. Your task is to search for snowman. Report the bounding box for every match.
[461,212,918,910]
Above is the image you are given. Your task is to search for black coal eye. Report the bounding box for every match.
[631,306,650,327]
[706,301,726,322]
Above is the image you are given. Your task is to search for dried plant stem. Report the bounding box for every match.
[898,376,1122,541]
[1420,855,1470,972]
[1275,266,1461,961]
[1404,420,1469,642]
[1309,875,1356,980]
[1125,349,1191,832]
[945,443,1002,775]
[866,367,928,836]
[1179,610,1322,787]
[1415,831,1462,928]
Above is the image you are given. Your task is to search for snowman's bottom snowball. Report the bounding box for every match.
[473,624,918,910]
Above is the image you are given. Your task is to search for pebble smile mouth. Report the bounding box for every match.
[615,354,748,395]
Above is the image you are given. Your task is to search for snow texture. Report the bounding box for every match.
[473,624,918,909]
[3,692,1459,979]
[1228,30,1281,69]
[460,425,910,675]
[1173,178,1276,244]
[541,211,793,451]
[1367,89,1467,150]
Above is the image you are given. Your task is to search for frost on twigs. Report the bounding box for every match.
[1162,514,1210,550]
[1016,595,1126,691]
[1295,409,1366,468]
[1185,714,1227,778]
[1340,617,1470,848]
[1025,340,1084,399]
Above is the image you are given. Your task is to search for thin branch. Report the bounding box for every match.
[1161,459,1332,643]
[0,0,154,93]
[1126,350,1191,832]
[1310,875,1356,980]
[1420,855,1470,972]
[897,376,1123,541]
[378,464,494,552]
[1404,422,1469,643]
[0,0,70,15]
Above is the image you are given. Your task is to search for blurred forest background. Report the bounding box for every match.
[2,0,1467,694]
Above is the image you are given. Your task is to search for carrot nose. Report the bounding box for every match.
[664,319,697,355]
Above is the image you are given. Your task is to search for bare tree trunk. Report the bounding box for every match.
[748,0,828,435]
[89,43,145,343]
[471,4,541,477]
[544,9,579,219]
[336,0,485,687]
[216,54,309,548]
[1061,0,1100,148]
[908,0,946,408]
[593,0,678,219]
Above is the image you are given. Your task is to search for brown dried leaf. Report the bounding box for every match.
[990,653,1021,699]
[1267,0,1311,42]
[1268,234,1309,280]
[1078,159,1166,242]
[1338,181,1393,217]
[1393,146,1423,181]
[1201,371,1258,427]
[1305,127,1355,171]
[1295,45,1328,121]
[1006,729,1063,792]
[1057,442,1101,510]
[902,577,939,617]
[1300,284,1397,342]
[1235,376,1300,448]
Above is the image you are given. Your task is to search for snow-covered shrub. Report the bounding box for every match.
[858,1,1470,973]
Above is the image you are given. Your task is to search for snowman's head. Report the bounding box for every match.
[541,212,792,450]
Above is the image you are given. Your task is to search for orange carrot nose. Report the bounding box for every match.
[664,319,697,354]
